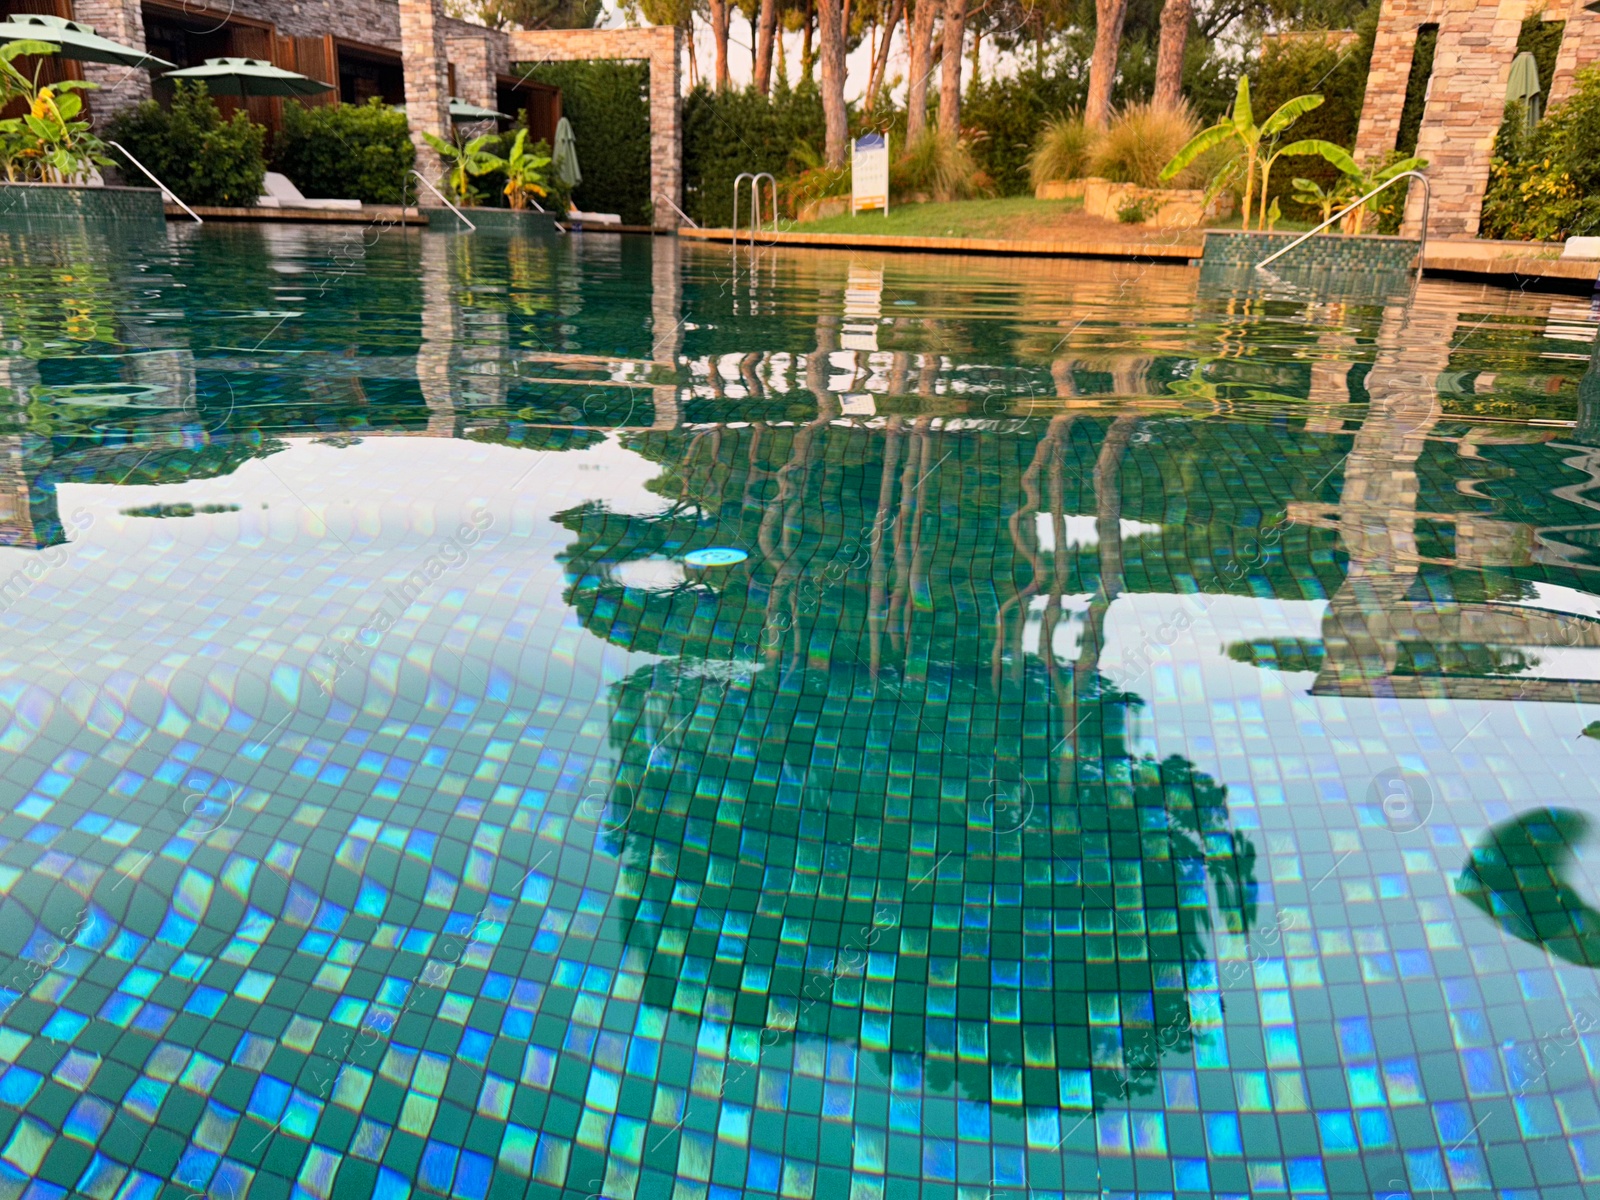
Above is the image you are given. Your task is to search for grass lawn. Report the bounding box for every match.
[793,196,1088,239]
[786,195,1327,241]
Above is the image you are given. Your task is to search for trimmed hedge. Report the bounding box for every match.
[526,62,651,224]
[105,83,265,207]
[682,83,825,225]
[275,99,415,204]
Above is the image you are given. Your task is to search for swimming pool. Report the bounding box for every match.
[1,221,1599,1200]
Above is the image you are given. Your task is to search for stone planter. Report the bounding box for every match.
[426,206,559,235]
[1081,177,1232,229]
[1034,179,1086,201]
[0,182,165,225]
[797,196,849,223]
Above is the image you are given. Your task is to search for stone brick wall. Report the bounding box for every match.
[1352,13,1422,166]
[400,0,454,192]
[73,0,152,124]
[508,27,682,229]
[1550,0,1600,104]
[1404,0,1528,237]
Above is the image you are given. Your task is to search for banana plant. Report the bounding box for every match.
[1291,176,1342,223]
[22,85,109,183]
[1161,76,1326,231]
[1336,153,1428,234]
[422,131,502,206]
[499,128,552,212]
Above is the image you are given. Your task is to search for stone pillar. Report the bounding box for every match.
[649,25,683,230]
[446,35,496,110]
[1403,0,1529,237]
[1353,9,1425,164]
[72,0,153,129]
[1549,0,1600,106]
[400,0,455,198]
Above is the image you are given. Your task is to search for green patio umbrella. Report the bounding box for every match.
[163,57,331,99]
[552,115,581,189]
[395,98,511,122]
[0,13,175,70]
[1507,50,1543,127]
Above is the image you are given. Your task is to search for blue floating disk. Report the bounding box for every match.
[684,547,748,568]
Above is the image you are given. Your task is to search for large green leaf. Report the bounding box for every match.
[0,40,58,64]
[1374,156,1427,183]
[1232,76,1252,134]
[1272,138,1357,177]
[1160,122,1236,182]
[1260,94,1323,138]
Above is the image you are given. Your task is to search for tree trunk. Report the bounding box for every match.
[817,0,849,165]
[1153,0,1190,110]
[866,0,903,109]
[754,0,779,94]
[938,0,965,136]
[1084,0,1128,129]
[905,0,939,142]
[802,0,815,83]
[709,0,732,89]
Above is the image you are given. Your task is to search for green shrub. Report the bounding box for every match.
[274,98,413,204]
[1116,196,1152,223]
[682,82,825,225]
[106,83,265,206]
[1481,67,1600,240]
[1089,101,1199,188]
[526,61,650,224]
[961,67,1086,196]
[1028,115,1091,189]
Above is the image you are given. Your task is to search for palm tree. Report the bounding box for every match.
[1160,76,1326,231]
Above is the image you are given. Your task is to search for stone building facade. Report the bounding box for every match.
[59,0,684,224]
[1357,0,1600,238]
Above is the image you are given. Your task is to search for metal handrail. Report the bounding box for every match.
[731,172,777,247]
[654,191,698,229]
[409,170,476,231]
[1255,170,1430,281]
[107,139,202,224]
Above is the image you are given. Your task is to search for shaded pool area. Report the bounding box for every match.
[1,223,1600,1200]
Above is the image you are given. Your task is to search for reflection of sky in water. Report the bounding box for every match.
[3,225,1600,1200]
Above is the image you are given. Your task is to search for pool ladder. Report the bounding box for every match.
[731,172,777,248]
[1255,170,1431,283]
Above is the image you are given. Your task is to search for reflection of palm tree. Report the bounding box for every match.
[562,417,1260,1112]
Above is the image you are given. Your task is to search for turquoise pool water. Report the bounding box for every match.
[1,222,1600,1200]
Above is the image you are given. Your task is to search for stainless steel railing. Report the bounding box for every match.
[1255,170,1431,282]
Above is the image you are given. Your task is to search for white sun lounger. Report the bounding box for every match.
[258,171,362,211]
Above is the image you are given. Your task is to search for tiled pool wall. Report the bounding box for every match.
[0,184,166,227]
[1202,232,1421,274]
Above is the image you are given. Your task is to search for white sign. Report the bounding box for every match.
[852,133,889,217]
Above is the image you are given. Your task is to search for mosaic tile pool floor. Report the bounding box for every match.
[2,223,1600,1200]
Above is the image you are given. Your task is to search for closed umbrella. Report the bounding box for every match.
[163,57,331,99]
[1507,50,1543,127]
[552,115,581,189]
[0,13,175,70]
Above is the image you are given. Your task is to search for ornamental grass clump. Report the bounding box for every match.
[1089,101,1201,188]
[1027,114,1092,190]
